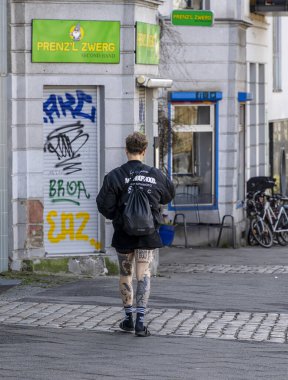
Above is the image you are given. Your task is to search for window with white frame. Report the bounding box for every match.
[170,103,215,206]
[173,0,210,10]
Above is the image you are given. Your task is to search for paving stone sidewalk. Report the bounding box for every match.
[1,300,288,344]
[2,245,288,347]
[159,263,288,274]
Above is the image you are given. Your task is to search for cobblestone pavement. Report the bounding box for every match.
[2,246,288,350]
[1,300,288,344]
[159,263,288,274]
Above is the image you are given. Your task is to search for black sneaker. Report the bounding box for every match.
[135,326,151,337]
[119,318,134,332]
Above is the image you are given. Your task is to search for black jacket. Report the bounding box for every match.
[96,160,175,250]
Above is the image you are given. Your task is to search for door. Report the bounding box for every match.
[43,86,100,255]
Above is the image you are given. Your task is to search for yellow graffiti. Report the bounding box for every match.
[46,210,101,249]
[61,213,75,241]
[89,238,101,250]
[75,212,89,241]
[47,210,61,243]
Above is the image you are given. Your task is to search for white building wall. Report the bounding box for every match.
[246,13,288,180]
[245,59,267,178]
[159,0,248,220]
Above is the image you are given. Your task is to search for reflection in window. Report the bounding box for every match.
[270,119,288,195]
[273,17,282,92]
[171,104,214,206]
[173,0,203,9]
[174,105,210,125]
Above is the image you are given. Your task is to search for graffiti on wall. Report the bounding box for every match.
[44,121,89,175]
[43,90,96,124]
[49,179,90,205]
[43,89,100,253]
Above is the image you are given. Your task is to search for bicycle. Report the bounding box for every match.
[245,191,273,248]
[258,192,288,246]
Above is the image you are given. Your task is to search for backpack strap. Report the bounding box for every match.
[118,165,142,209]
[122,165,143,193]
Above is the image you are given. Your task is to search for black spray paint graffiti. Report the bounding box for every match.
[44,121,89,175]
[43,90,96,124]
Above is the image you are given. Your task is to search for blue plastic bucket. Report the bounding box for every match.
[159,225,175,246]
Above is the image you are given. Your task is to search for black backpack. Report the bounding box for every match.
[122,168,155,236]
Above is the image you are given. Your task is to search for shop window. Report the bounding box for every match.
[170,104,215,206]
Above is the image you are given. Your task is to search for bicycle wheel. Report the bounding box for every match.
[250,218,273,248]
[247,228,259,246]
[276,214,288,246]
[277,231,288,246]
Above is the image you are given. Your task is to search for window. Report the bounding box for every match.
[237,104,246,203]
[270,120,288,195]
[173,0,206,10]
[273,17,282,92]
[138,87,146,134]
[170,104,215,206]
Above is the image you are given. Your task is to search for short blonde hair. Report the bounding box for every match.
[126,132,148,154]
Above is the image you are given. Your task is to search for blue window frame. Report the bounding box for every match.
[167,91,222,211]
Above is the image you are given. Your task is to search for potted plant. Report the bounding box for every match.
[159,214,175,246]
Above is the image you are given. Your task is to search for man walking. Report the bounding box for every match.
[96,132,175,337]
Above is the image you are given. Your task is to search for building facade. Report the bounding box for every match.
[1,0,288,272]
[158,0,288,246]
[2,0,167,272]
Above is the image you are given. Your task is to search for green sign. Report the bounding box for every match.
[171,10,214,27]
[32,19,120,63]
[136,22,160,65]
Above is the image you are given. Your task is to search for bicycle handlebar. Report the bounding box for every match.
[246,191,288,203]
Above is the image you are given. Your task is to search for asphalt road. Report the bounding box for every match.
[17,272,288,313]
[0,325,288,380]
